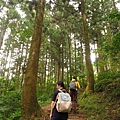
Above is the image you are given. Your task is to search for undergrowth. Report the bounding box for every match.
[79,92,120,120]
[0,85,52,120]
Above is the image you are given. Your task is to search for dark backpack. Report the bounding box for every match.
[69,81,76,90]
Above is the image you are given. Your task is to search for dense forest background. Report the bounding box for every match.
[0,0,120,119]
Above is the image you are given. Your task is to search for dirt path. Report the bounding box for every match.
[41,103,88,120]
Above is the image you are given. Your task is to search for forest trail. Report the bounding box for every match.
[41,103,88,120]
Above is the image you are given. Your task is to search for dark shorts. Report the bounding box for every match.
[52,117,67,120]
[70,89,77,102]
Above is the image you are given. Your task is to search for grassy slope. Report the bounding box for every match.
[79,92,120,120]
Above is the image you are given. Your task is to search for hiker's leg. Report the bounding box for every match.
[71,91,79,113]
[71,90,76,112]
[70,90,74,101]
[75,90,77,102]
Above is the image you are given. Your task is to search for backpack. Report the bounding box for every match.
[56,89,72,113]
[69,81,76,90]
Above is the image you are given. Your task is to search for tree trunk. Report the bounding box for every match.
[81,0,94,92]
[68,37,72,79]
[0,17,8,49]
[62,43,64,81]
[21,0,45,119]
[80,42,85,89]
[74,39,77,74]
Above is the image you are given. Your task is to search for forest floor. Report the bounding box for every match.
[41,103,88,120]
[39,90,88,120]
[38,93,120,120]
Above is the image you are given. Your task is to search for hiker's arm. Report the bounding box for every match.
[50,90,58,119]
[50,101,55,118]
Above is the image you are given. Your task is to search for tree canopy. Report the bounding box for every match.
[0,0,120,119]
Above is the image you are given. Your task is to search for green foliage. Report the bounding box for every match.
[109,10,120,20]
[0,78,55,120]
[0,89,21,120]
[79,92,120,119]
[79,93,105,117]
[96,71,115,81]
[95,78,112,92]
[102,10,120,21]
[80,91,92,99]
[101,31,120,63]
[95,70,120,98]
[95,71,114,92]
[8,9,21,20]
[111,32,120,59]
[8,109,21,120]
[37,86,53,106]
[105,78,120,96]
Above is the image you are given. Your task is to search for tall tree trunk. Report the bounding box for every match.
[57,60,60,81]
[21,0,45,119]
[74,39,77,74]
[81,0,94,92]
[21,43,29,87]
[68,37,72,80]
[80,42,85,89]
[0,17,8,49]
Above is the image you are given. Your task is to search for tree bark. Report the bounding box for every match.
[81,0,94,92]
[21,0,45,119]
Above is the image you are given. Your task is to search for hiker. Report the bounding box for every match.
[50,81,69,120]
[69,76,80,104]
